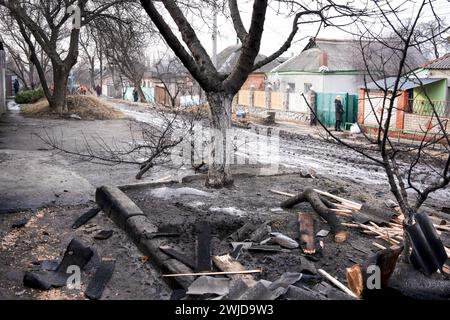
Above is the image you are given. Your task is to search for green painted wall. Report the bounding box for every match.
[413,79,447,101]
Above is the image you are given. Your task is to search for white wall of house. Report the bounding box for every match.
[322,74,365,94]
[267,73,324,94]
[268,72,364,95]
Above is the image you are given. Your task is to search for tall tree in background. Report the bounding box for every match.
[0,8,51,90]
[92,5,153,102]
[0,0,127,112]
[139,0,367,188]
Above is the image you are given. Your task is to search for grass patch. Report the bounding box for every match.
[21,95,124,120]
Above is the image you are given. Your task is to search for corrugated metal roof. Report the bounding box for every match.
[272,38,427,74]
[362,77,445,91]
[422,53,450,70]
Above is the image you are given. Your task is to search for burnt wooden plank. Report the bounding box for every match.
[159,246,196,270]
[298,212,316,254]
[196,221,212,272]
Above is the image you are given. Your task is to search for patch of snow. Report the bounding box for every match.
[150,187,212,200]
[209,207,246,217]
[7,101,20,111]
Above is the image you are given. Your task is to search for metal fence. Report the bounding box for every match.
[407,99,450,117]
[315,92,358,127]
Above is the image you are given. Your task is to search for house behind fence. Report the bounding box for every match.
[234,38,427,130]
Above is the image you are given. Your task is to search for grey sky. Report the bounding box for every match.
[164,0,450,59]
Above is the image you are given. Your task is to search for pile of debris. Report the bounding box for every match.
[159,187,450,300]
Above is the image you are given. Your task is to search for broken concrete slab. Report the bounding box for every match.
[187,276,230,296]
[95,185,146,229]
[125,215,158,244]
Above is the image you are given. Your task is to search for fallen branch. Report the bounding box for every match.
[281,188,347,242]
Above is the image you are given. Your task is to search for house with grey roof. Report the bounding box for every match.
[267,38,426,95]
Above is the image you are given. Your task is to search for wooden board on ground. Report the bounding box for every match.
[212,254,257,287]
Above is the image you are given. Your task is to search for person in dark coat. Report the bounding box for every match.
[13,79,20,95]
[95,84,102,97]
[133,88,139,102]
[335,96,344,132]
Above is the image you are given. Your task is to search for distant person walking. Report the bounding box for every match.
[335,95,344,132]
[13,79,20,95]
[95,84,102,97]
[308,87,317,126]
[133,88,139,102]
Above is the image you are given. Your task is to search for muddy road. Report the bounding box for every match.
[113,102,449,207]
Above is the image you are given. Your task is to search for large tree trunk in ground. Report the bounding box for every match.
[206,92,234,188]
[49,67,69,113]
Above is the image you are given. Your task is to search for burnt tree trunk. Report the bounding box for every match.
[206,92,234,188]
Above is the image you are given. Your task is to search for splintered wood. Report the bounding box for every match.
[212,254,257,287]
[298,212,316,254]
[345,264,364,298]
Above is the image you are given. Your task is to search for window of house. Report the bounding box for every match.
[288,82,295,91]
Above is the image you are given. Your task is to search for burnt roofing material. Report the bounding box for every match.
[406,212,448,276]
[422,52,450,70]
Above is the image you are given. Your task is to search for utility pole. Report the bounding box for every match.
[0,41,6,114]
[212,2,218,68]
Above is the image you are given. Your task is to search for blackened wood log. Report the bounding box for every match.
[298,212,316,254]
[388,262,450,300]
[159,246,196,270]
[196,221,212,272]
[249,222,271,243]
[228,222,256,242]
[281,188,346,242]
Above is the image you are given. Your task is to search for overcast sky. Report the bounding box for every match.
[151,0,450,60]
